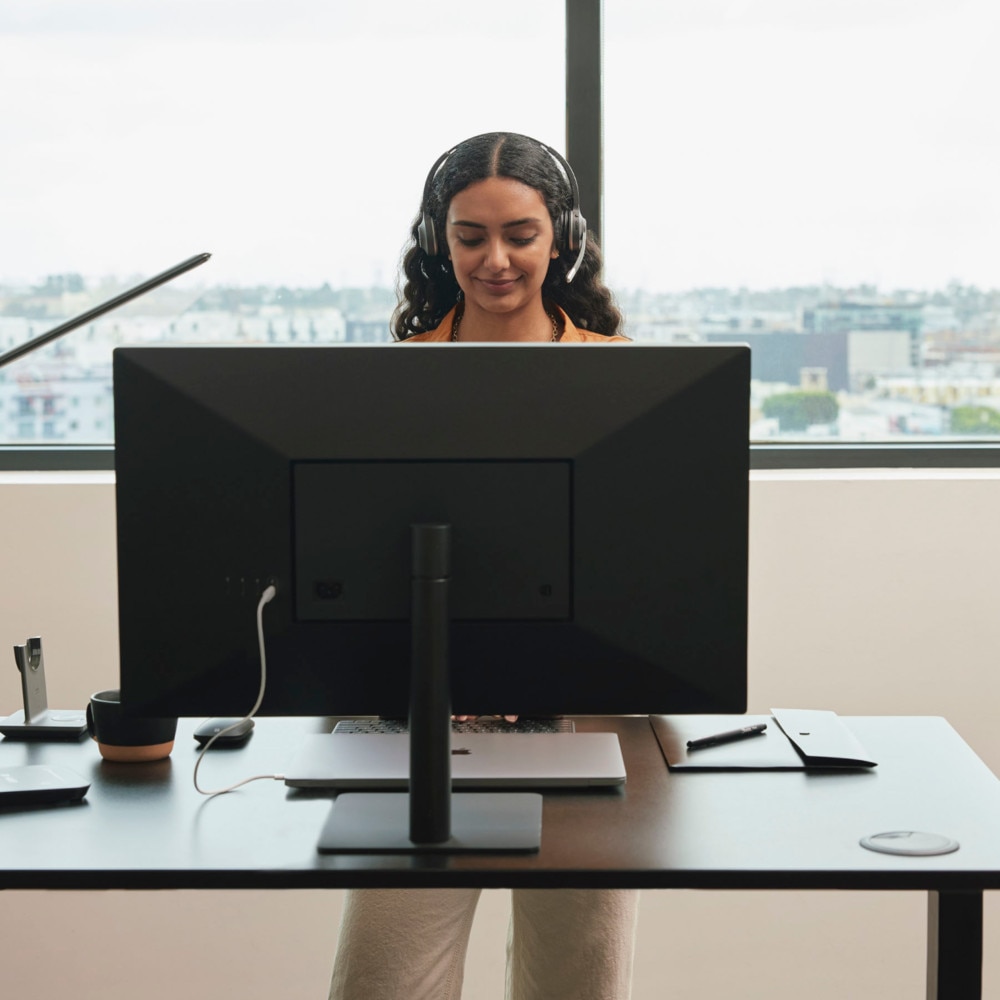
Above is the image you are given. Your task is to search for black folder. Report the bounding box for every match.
[651,709,877,770]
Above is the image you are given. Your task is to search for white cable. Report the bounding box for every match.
[194,583,284,796]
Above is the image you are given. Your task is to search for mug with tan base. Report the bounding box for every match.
[86,689,177,762]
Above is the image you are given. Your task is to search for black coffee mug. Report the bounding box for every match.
[86,689,177,762]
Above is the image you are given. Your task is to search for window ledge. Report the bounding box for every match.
[1,442,998,474]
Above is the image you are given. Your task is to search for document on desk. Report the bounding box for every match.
[651,710,877,770]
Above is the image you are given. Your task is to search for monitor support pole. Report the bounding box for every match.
[316,524,543,853]
[408,524,453,844]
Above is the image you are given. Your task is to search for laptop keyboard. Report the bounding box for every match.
[332,717,575,735]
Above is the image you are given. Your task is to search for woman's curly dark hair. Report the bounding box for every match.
[392,133,623,340]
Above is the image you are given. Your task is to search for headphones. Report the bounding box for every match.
[416,134,588,283]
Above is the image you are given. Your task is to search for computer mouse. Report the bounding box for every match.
[193,717,254,747]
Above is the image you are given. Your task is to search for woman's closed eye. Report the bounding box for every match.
[456,234,538,248]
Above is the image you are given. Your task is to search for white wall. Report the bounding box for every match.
[1,470,998,999]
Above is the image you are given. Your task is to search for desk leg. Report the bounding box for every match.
[927,890,982,1000]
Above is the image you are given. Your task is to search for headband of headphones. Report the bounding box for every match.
[416,134,588,283]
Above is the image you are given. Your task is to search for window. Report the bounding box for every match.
[3,1,998,465]
[604,0,1000,449]
[0,1,564,450]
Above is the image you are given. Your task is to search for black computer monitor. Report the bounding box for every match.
[113,342,749,721]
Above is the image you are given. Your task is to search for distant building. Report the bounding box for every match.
[0,364,113,442]
[706,331,850,392]
[803,301,923,337]
[344,317,391,343]
[800,367,828,391]
[848,330,915,385]
[805,300,925,387]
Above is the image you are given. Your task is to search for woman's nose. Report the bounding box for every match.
[483,238,509,271]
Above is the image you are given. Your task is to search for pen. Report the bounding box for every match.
[686,722,767,750]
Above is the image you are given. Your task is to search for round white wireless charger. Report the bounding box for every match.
[860,831,960,856]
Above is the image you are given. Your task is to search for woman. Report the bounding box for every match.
[329,132,636,1000]
[393,131,627,346]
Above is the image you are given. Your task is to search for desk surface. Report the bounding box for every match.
[3,715,1000,892]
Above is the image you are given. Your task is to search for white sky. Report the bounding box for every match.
[1,0,997,294]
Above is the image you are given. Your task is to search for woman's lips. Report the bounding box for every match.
[478,277,519,294]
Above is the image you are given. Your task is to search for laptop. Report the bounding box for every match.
[283,730,626,790]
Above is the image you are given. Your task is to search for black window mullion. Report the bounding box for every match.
[565,0,603,246]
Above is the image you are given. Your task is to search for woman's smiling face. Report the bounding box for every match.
[445,176,558,319]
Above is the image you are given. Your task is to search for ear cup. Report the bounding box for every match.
[558,206,586,255]
[416,213,438,257]
[416,147,455,257]
[541,144,586,281]
[555,209,571,254]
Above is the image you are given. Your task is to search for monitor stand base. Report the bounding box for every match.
[317,792,542,853]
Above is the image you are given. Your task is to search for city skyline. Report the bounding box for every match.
[2,254,998,447]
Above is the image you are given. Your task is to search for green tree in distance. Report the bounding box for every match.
[762,391,839,432]
[950,405,1000,435]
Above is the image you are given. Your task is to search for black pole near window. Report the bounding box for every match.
[565,0,603,247]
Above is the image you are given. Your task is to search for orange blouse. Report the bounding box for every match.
[401,306,628,343]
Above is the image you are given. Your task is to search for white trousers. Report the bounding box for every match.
[329,888,639,1000]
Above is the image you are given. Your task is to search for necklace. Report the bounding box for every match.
[451,307,560,342]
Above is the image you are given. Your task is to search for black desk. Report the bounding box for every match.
[2,715,999,998]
